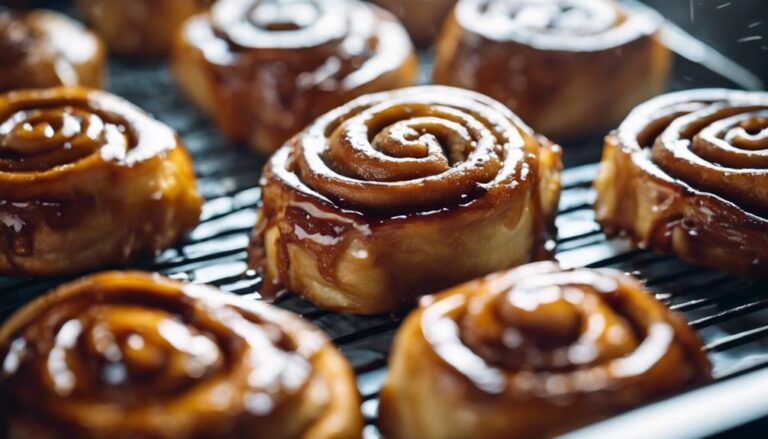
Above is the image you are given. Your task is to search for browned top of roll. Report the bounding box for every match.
[418,261,711,397]
[266,85,556,217]
[450,0,661,52]
[0,87,181,199]
[0,272,357,438]
[616,88,768,218]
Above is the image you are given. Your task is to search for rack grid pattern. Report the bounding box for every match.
[1,52,766,437]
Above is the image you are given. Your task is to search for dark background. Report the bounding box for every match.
[644,0,767,84]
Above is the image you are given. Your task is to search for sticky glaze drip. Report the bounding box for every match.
[252,86,562,313]
[0,273,346,437]
[594,88,768,281]
[0,87,202,277]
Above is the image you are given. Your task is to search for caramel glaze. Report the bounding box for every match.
[595,88,768,281]
[433,0,671,141]
[379,261,711,439]
[0,87,202,276]
[171,0,419,155]
[0,9,105,92]
[75,0,215,57]
[373,0,458,46]
[250,86,562,314]
[0,272,363,438]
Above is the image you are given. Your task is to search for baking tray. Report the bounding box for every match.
[1,1,767,437]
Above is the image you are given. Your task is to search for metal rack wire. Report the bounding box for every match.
[2,13,768,437]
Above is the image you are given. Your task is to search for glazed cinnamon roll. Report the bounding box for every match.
[251,86,562,314]
[379,262,711,439]
[0,9,105,92]
[433,0,671,140]
[595,89,768,281]
[0,272,363,438]
[0,87,202,276]
[76,0,215,56]
[172,0,419,154]
[373,0,457,46]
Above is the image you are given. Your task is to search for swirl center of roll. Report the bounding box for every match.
[650,104,768,216]
[31,306,225,403]
[290,90,529,215]
[212,0,347,51]
[0,104,131,173]
[460,269,638,372]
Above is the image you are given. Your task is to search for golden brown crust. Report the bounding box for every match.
[594,88,768,281]
[171,0,419,154]
[0,271,363,439]
[433,0,671,140]
[75,0,214,56]
[373,0,457,46]
[0,9,105,92]
[379,261,711,439]
[0,87,202,276]
[250,86,562,314]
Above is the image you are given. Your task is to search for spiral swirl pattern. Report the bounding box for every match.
[595,89,768,280]
[0,87,178,193]
[0,87,201,276]
[212,0,346,54]
[173,0,418,153]
[2,102,129,173]
[253,86,561,314]
[379,262,710,439]
[278,85,544,215]
[433,0,670,139]
[453,0,655,50]
[0,272,362,438]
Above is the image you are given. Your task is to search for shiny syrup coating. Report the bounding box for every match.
[595,88,768,280]
[379,261,711,439]
[172,0,419,154]
[0,87,202,276]
[252,86,562,314]
[433,0,671,140]
[0,9,105,92]
[0,272,363,438]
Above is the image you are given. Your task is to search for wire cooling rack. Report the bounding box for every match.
[2,1,768,437]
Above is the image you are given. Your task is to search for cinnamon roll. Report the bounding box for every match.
[373,0,457,46]
[0,87,202,276]
[0,272,363,438]
[76,0,215,56]
[433,0,671,140]
[172,0,419,154]
[0,9,105,92]
[251,86,562,314]
[595,89,768,281]
[379,261,711,439]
